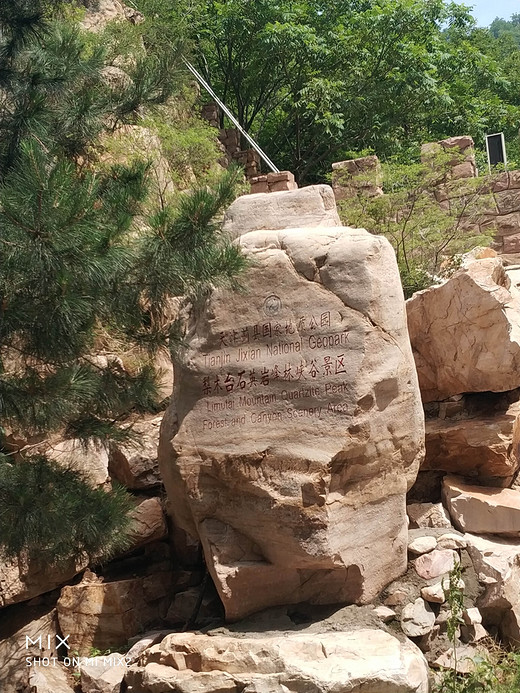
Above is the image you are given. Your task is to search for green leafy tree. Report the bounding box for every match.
[490,13,520,44]
[336,149,495,296]
[164,0,520,182]
[0,0,245,564]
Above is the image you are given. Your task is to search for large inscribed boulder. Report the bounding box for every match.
[407,258,520,402]
[159,226,424,620]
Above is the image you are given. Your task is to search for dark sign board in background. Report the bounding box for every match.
[486,132,507,170]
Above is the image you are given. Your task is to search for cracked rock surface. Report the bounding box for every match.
[126,627,429,693]
[407,257,520,402]
[159,226,424,620]
[222,185,340,239]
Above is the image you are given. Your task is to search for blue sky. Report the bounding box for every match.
[468,0,519,26]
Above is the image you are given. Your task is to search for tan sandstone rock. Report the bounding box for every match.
[437,533,467,550]
[57,574,166,654]
[421,582,447,604]
[408,536,437,555]
[465,533,520,643]
[0,553,87,608]
[401,597,436,637]
[374,605,396,622]
[47,439,110,487]
[434,644,487,674]
[414,549,458,580]
[424,401,520,482]
[222,185,340,239]
[496,189,520,215]
[80,653,128,693]
[463,607,482,625]
[158,226,424,620]
[28,665,74,693]
[443,475,520,536]
[80,0,143,32]
[407,502,452,529]
[407,258,520,402]
[0,606,60,693]
[125,629,429,693]
[109,416,162,489]
[460,622,489,643]
[128,497,168,548]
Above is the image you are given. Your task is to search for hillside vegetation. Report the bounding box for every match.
[134,0,520,182]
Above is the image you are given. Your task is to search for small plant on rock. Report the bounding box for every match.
[444,561,465,659]
[435,562,520,693]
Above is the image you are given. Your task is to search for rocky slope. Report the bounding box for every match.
[2,186,519,693]
[4,6,520,692]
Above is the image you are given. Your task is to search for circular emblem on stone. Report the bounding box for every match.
[263,294,282,316]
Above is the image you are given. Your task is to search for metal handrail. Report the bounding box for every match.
[183,58,279,173]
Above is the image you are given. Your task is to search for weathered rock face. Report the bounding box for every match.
[407,258,520,402]
[424,401,520,482]
[125,629,429,693]
[222,185,340,239]
[28,664,75,693]
[407,502,452,529]
[109,416,162,490]
[159,226,424,620]
[408,535,437,556]
[0,497,165,610]
[0,553,87,608]
[128,497,168,549]
[80,0,144,32]
[80,653,127,693]
[0,606,60,693]
[443,475,520,536]
[465,533,520,643]
[57,570,171,653]
[414,549,458,580]
[47,439,110,488]
[401,597,435,637]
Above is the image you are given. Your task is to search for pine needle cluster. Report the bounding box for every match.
[0,456,134,564]
[0,0,246,564]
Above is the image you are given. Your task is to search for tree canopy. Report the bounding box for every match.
[138,0,520,182]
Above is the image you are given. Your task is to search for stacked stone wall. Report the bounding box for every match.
[331,136,520,257]
[250,170,298,193]
[201,101,298,189]
[331,154,383,201]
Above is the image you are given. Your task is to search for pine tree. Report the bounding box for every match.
[0,0,245,564]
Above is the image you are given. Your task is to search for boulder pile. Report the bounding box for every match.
[7,178,520,693]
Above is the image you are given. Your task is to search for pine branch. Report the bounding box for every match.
[0,455,134,565]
